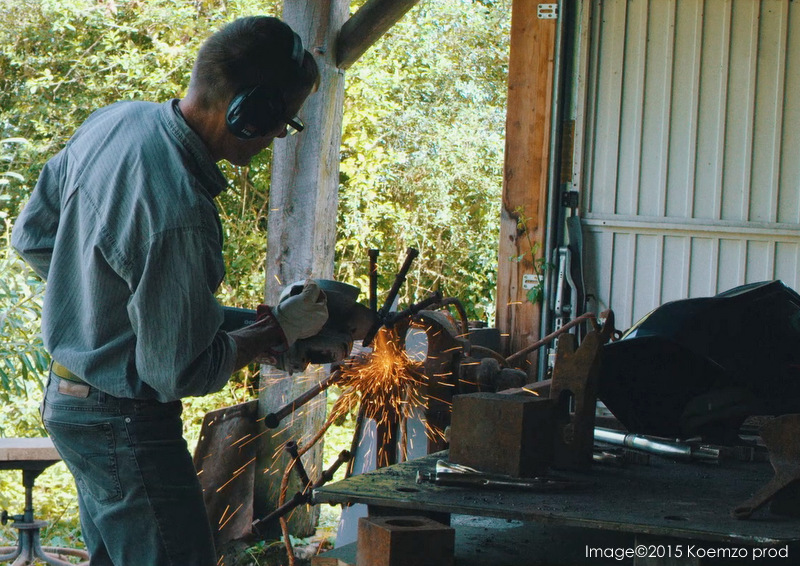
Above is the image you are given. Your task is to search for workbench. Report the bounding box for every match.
[0,438,89,565]
[313,451,799,565]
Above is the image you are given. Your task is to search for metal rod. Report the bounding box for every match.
[376,411,400,469]
[312,449,352,490]
[284,441,312,492]
[383,291,443,327]
[264,370,342,429]
[539,0,572,381]
[506,312,596,365]
[362,247,419,346]
[594,428,719,463]
[252,450,352,530]
[345,402,367,479]
[369,249,379,313]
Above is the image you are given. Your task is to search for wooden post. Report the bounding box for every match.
[495,1,557,379]
[255,0,349,538]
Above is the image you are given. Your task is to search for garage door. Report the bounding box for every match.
[571,0,800,329]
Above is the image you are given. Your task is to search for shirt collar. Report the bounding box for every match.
[161,99,227,198]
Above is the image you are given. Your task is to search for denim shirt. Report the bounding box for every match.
[11,99,237,401]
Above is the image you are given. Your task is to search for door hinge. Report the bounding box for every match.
[538,3,558,19]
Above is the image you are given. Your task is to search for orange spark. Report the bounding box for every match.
[334,328,428,431]
[218,503,244,531]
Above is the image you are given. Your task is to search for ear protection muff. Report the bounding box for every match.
[226,83,287,139]
[226,29,305,140]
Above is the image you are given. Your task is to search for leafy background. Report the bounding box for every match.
[0,0,510,559]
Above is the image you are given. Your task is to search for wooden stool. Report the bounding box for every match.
[0,438,89,565]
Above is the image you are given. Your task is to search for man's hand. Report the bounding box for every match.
[272,279,329,346]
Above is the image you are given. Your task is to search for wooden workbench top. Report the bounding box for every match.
[314,451,798,547]
[0,437,61,468]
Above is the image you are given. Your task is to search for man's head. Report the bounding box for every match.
[181,16,320,165]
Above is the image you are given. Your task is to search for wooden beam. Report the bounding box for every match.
[495,0,557,378]
[255,0,349,539]
[336,0,420,70]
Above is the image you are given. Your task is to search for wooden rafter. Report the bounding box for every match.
[336,0,421,70]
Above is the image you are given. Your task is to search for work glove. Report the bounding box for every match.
[272,279,329,346]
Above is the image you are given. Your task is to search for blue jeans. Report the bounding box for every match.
[42,374,217,566]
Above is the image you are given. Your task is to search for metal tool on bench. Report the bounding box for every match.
[593,428,720,463]
[415,460,588,492]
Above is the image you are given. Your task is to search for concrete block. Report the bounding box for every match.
[449,392,555,477]
[356,515,454,566]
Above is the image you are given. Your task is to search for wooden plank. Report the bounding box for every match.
[314,452,799,547]
[495,0,557,377]
[256,0,350,539]
[0,438,59,463]
[336,0,421,70]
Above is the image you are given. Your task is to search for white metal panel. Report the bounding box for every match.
[574,0,800,330]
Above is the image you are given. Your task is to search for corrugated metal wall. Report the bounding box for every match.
[574,0,800,329]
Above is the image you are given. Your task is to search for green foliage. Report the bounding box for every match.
[0,0,282,549]
[0,222,48,416]
[511,206,553,305]
[0,221,79,548]
[0,0,280,207]
[0,137,35,222]
[336,0,510,323]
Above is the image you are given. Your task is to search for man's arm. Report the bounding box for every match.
[228,279,329,370]
[228,313,285,370]
[127,228,236,399]
[11,153,65,280]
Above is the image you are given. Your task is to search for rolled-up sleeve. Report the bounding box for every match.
[127,226,236,401]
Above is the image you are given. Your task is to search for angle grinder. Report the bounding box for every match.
[222,279,376,373]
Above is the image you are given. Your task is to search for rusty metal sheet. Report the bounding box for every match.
[192,400,259,546]
[550,314,615,470]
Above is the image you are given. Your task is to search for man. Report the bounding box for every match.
[11,16,327,566]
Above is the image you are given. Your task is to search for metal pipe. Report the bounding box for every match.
[383,291,443,327]
[368,249,379,313]
[539,0,572,381]
[264,370,342,429]
[312,449,352,491]
[362,247,419,346]
[594,428,719,463]
[506,312,595,365]
[252,450,353,531]
[284,441,312,491]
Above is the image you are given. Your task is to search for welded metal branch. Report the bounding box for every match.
[264,370,342,429]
